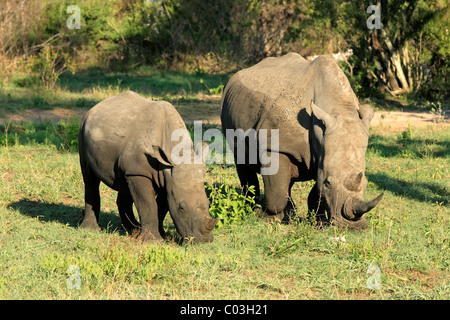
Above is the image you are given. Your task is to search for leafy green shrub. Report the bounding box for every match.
[27,47,75,89]
[399,123,415,142]
[12,74,34,88]
[207,183,260,228]
[200,78,225,95]
[55,117,80,152]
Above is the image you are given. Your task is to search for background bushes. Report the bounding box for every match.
[0,0,448,99]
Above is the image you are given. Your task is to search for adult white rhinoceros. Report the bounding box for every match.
[220,53,383,229]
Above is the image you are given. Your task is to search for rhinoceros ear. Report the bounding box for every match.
[358,103,374,130]
[310,100,335,129]
[149,145,173,167]
[146,125,185,167]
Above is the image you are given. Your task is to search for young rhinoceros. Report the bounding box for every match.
[78,91,218,243]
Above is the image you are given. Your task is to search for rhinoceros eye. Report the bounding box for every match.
[323,177,332,189]
[178,201,188,213]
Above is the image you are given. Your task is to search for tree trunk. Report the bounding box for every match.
[260,0,270,58]
[370,29,412,96]
[371,32,401,93]
[402,44,414,90]
[380,28,411,94]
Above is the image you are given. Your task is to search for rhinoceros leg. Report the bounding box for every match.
[307,183,325,225]
[283,181,297,222]
[126,175,163,242]
[260,153,292,222]
[79,166,101,231]
[156,194,169,239]
[116,191,140,236]
[236,164,260,200]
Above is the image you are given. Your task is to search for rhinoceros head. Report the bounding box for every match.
[162,140,218,243]
[309,101,383,229]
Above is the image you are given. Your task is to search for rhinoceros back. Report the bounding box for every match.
[79,91,184,189]
[220,53,315,167]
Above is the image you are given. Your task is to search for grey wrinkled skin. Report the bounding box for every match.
[221,53,383,230]
[79,91,218,243]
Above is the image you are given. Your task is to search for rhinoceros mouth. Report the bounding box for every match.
[342,195,359,221]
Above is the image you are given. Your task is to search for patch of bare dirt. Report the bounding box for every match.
[175,101,222,124]
[1,107,87,124]
[1,104,449,130]
[371,109,450,131]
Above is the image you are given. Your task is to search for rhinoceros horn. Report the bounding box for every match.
[204,216,219,231]
[343,192,384,220]
[344,172,364,191]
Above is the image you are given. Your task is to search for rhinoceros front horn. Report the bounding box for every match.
[204,217,219,231]
[344,192,384,220]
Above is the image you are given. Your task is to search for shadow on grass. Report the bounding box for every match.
[364,96,449,112]
[0,87,98,114]
[367,173,448,205]
[368,134,450,159]
[7,199,125,235]
[59,68,229,96]
[7,198,182,242]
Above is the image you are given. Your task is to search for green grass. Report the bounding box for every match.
[0,68,448,299]
[0,117,448,299]
[2,67,445,122]
[0,67,228,117]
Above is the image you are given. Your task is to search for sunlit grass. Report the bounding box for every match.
[0,121,448,299]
